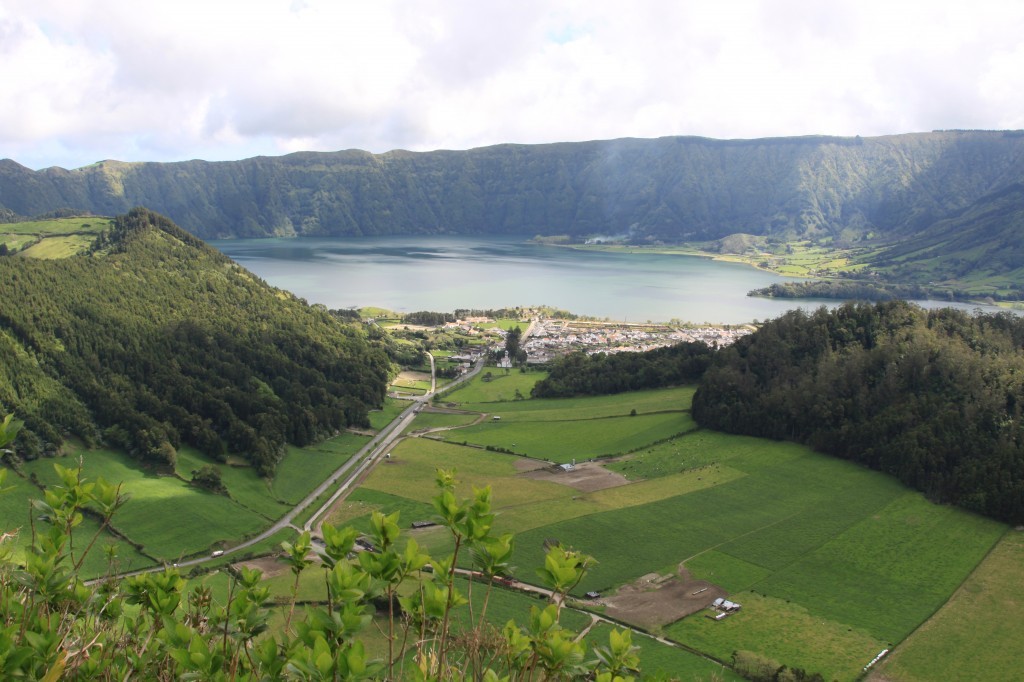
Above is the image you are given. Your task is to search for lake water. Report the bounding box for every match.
[211,235,1002,324]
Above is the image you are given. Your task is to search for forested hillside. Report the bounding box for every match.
[531,342,714,397]
[3,132,1024,247]
[0,208,391,474]
[692,302,1024,523]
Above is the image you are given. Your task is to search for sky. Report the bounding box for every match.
[3,0,1024,170]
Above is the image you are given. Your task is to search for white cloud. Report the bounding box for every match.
[1,0,1024,169]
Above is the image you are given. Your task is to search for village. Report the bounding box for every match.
[519,317,753,363]
[436,314,753,367]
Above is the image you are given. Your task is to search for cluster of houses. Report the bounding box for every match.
[521,319,752,363]
[435,315,753,370]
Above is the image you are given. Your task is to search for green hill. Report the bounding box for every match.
[0,208,391,474]
[693,301,1024,524]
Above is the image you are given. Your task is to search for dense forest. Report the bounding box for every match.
[0,208,391,475]
[692,302,1024,524]
[531,342,714,397]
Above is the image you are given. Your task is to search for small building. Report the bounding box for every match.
[585,591,601,599]
[493,415,501,421]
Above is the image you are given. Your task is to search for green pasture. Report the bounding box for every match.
[22,451,267,561]
[871,529,1022,682]
[454,385,694,421]
[20,235,98,258]
[438,411,693,459]
[404,411,481,434]
[174,447,285,519]
[492,318,529,332]
[368,397,409,431]
[510,431,1003,632]
[14,432,367,562]
[0,217,111,236]
[0,464,152,577]
[438,370,547,404]
[581,623,742,681]
[270,433,368,504]
[666,592,886,682]
[1,217,113,258]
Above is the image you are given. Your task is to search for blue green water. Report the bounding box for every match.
[211,235,996,324]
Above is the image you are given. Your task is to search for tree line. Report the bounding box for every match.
[693,301,1024,524]
[531,342,714,398]
[0,208,391,476]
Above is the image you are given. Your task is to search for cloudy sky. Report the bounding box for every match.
[3,0,1024,170]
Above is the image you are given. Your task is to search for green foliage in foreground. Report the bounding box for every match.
[0,446,647,681]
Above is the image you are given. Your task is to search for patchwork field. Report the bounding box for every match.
[353,377,1009,681]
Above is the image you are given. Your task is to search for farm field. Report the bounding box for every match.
[403,410,481,434]
[352,382,1009,681]
[869,529,1022,682]
[0,460,152,577]
[23,450,269,562]
[368,397,409,431]
[438,411,694,460]
[11,431,367,568]
[437,370,548,404]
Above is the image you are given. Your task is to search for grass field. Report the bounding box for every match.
[9,432,367,565]
[23,451,268,561]
[322,381,1012,680]
[0,463,153,576]
[438,370,547,404]
[368,397,409,431]
[438,411,694,459]
[270,433,368,504]
[869,529,1022,682]
[582,623,743,681]
[1,217,113,258]
[404,411,481,434]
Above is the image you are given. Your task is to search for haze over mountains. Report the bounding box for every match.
[3,131,1024,247]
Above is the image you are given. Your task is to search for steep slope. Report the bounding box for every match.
[871,183,1024,290]
[0,208,391,474]
[3,132,1024,246]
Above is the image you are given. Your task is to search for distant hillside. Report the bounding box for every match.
[2,132,1024,247]
[0,209,391,474]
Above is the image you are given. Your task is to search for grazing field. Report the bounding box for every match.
[270,433,368,504]
[0,217,113,257]
[438,411,694,459]
[404,410,481,433]
[174,447,286,519]
[582,623,742,681]
[23,450,268,561]
[869,529,1022,682]
[368,397,409,431]
[507,432,1004,680]
[10,432,366,565]
[437,370,547,404]
[0,463,151,576]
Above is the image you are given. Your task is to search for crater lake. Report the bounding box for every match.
[211,235,995,324]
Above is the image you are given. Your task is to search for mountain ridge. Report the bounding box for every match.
[3,131,1024,247]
